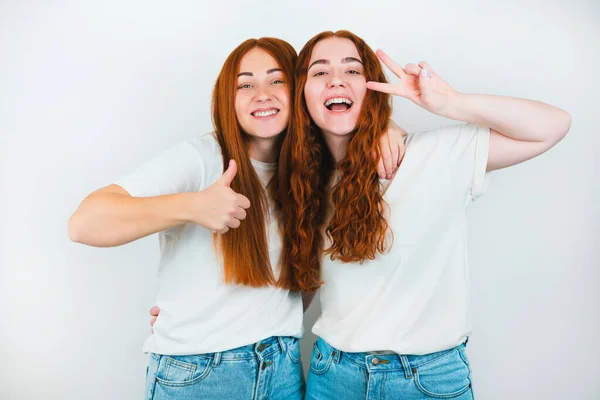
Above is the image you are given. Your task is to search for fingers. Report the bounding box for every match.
[418,61,435,76]
[228,218,241,229]
[404,63,421,76]
[397,137,406,167]
[377,158,386,179]
[216,227,229,235]
[218,206,246,232]
[381,134,393,179]
[237,194,251,209]
[232,206,247,221]
[366,81,398,95]
[149,306,160,317]
[149,306,159,332]
[405,62,433,79]
[375,49,407,79]
[374,149,385,179]
[389,136,400,173]
[211,194,250,234]
[216,159,237,187]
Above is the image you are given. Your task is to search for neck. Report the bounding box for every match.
[322,130,352,164]
[247,136,278,163]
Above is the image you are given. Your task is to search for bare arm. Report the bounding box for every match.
[442,93,571,172]
[68,184,192,247]
[367,51,572,172]
[68,160,250,247]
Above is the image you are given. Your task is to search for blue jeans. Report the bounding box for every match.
[145,336,304,400]
[306,337,474,400]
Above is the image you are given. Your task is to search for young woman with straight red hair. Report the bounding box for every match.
[69,37,306,399]
[278,30,571,399]
[69,36,405,399]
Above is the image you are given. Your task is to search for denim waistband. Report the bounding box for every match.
[152,336,294,366]
[315,337,467,378]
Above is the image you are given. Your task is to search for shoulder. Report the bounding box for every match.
[185,131,222,158]
[185,132,224,187]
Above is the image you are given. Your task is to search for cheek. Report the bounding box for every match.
[277,87,291,108]
[234,94,245,121]
[352,80,368,108]
[303,82,322,114]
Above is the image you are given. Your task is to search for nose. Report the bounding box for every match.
[254,84,272,103]
[327,71,345,88]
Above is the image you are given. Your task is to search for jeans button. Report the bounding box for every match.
[372,357,380,366]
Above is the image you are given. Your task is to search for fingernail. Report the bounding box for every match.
[420,69,428,78]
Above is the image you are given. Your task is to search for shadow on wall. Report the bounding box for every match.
[300,297,321,377]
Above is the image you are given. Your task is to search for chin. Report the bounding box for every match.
[318,119,357,137]
[252,127,286,139]
[329,126,355,136]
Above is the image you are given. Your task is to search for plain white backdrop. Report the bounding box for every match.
[1,0,598,399]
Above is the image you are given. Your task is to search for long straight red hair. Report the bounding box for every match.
[212,38,298,289]
[276,31,392,291]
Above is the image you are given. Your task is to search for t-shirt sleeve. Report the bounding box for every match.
[438,123,491,201]
[115,133,222,197]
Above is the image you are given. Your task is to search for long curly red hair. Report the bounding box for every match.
[213,37,298,289]
[275,31,392,292]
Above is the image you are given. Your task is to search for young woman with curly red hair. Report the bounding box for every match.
[278,30,571,399]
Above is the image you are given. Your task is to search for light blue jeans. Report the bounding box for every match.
[306,337,474,399]
[145,336,304,400]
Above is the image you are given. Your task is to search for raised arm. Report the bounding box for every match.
[367,50,571,172]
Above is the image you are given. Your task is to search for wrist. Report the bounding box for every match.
[439,90,464,120]
[171,192,196,224]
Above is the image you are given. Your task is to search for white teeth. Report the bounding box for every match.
[324,97,353,107]
[253,109,278,117]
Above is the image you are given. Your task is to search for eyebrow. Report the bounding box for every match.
[308,57,363,70]
[237,68,282,77]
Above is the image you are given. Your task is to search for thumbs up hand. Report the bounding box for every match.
[187,160,251,234]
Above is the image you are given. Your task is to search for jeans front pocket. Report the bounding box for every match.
[413,347,472,398]
[309,340,335,375]
[286,337,302,364]
[154,354,212,388]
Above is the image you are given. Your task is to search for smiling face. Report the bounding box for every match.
[303,37,367,139]
[235,47,290,142]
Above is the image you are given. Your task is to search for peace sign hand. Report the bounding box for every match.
[366,49,459,116]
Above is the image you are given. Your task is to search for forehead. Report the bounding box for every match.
[309,37,360,63]
[238,47,280,73]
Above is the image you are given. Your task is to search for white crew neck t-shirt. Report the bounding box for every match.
[312,123,490,355]
[115,132,303,355]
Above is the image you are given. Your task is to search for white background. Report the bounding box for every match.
[1,0,598,399]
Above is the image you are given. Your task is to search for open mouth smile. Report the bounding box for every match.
[324,97,354,112]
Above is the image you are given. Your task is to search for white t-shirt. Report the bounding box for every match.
[115,132,303,355]
[312,123,490,355]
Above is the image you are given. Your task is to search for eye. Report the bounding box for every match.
[313,71,327,77]
[272,79,285,85]
[237,83,252,90]
[347,70,360,75]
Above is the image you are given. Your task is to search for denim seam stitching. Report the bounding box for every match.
[156,363,212,387]
[310,343,333,375]
[413,369,472,399]
[411,348,457,369]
